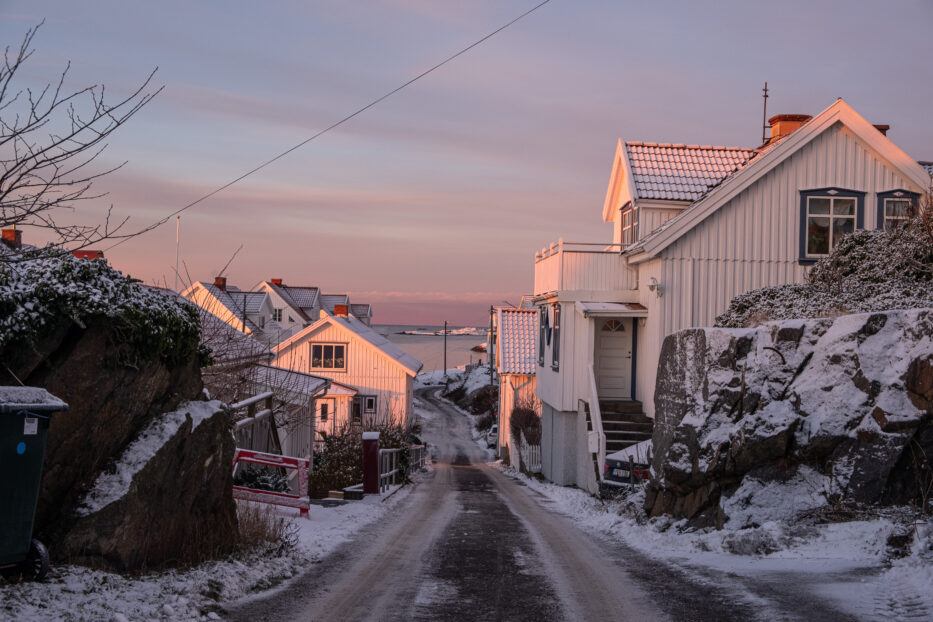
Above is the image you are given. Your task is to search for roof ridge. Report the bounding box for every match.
[625,140,755,152]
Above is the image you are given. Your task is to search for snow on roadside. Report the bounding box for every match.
[2,484,415,621]
[492,464,931,619]
[77,400,223,516]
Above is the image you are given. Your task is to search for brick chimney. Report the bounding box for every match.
[334,304,349,317]
[271,278,283,285]
[769,114,812,141]
[873,124,890,137]
[1,228,22,249]
[214,276,227,291]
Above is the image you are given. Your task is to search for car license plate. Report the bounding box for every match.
[612,468,630,478]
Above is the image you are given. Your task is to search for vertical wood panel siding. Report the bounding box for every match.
[660,123,918,332]
[273,323,413,426]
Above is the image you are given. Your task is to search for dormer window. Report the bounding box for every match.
[621,204,639,245]
[272,308,283,322]
[877,190,919,230]
[799,188,864,264]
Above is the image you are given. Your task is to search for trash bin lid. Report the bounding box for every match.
[0,386,69,414]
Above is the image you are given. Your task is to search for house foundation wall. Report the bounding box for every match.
[541,401,577,486]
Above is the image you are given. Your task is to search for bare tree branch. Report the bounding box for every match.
[0,22,161,261]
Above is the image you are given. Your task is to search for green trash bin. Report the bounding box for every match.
[0,386,68,581]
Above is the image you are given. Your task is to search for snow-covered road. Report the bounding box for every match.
[225,389,747,621]
[222,387,927,621]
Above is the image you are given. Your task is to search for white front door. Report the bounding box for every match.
[596,318,633,399]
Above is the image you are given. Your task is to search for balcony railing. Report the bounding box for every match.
[533,239,633,297]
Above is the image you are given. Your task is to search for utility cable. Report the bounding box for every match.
[105,0,552,251]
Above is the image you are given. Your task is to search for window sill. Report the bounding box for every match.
[797,257,820,266]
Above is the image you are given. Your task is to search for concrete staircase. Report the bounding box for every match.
[599,400,653,454]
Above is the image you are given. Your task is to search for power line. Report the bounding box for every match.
[106,0,552,251]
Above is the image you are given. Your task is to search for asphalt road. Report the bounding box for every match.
[225,388,860,622]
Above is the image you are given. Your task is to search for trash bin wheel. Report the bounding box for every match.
[21,539,50,581]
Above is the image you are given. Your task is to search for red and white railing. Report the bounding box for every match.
[231,448,310,517]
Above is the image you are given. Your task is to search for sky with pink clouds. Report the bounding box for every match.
[1,1,931,324]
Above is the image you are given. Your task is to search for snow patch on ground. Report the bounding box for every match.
[492,464,933,620]
[76,400,223,516]
[2,481,415,621]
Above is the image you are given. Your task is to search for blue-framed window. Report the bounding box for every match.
[877,189,919,230]
[799,188,864,264]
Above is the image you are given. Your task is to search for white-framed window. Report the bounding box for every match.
[272,308,283,322]
[311,343,346,370]
[364,396,376,414]
[621,204,639,245]
[883,199,913,229]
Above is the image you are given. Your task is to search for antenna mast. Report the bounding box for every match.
[761,82,769,145]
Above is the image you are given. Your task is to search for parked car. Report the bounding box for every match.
[604,440,652,485]
[486,424,498,448]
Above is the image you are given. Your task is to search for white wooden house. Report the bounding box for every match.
[532,99,932,493]
[181,277,283,345]
[254,279,375,340]
[493,307,539,460]
[271,307,423,435]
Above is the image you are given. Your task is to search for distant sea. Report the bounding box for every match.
[374,324,489,372]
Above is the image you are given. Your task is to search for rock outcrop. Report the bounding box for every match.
[61,400,236,570]
[0,254,236,570]
[645,309,933,528]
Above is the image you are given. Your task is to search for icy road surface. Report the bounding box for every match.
[225,389,861,622]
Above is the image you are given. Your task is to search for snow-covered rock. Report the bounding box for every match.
[647,308,933,528]
[61,400,236,571]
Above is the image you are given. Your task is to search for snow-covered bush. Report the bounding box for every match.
[0,252,206,366]
[716,223,933,327]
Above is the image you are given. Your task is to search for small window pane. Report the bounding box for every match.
[832,217,853,245]
[334,345,345,369]
[833,198,855,216]
[809,198,831,215]
[323,345,334,368]
[312,345,322,367]
[886,199,911,219]
[807,217,830,255]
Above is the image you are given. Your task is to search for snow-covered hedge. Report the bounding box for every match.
[0,252,204,366]
[716,225,933,327]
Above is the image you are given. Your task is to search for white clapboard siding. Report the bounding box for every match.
[273,322,413,426]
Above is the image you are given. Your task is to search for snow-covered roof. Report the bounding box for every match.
[227,291,266,314]
[324,380,358,397]
[321,294,349,313]
[184,282,263,333]
[0,386,68,413]
[920,161,933,176]
[350,303,372,319]
[246,364,330,402]
[625,142,756,202]
[199,312,272,365]
[274,312,423,376]
[496,308,537,375]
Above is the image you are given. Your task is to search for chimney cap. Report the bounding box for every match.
[769,113,812,124]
